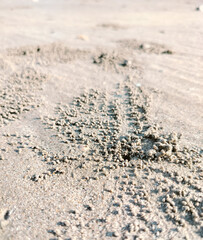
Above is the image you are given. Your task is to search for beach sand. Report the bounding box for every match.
[0,0,203,239]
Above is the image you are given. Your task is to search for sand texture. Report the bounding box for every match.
[0,0,203,239]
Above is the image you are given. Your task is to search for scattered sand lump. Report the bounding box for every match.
[4,81,202,239]
[92,51,140,75]
[0,68,47,126]
[119,39,173,54]
[42,80,202,239]
[0,43,91,127]
[43,81,201,170]
[7,43,89,66]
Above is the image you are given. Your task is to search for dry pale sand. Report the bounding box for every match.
[0,0,203,239]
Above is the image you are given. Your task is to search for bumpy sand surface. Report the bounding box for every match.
[0,0,203,239]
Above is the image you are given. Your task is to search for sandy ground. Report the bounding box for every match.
[0,0,203,239]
